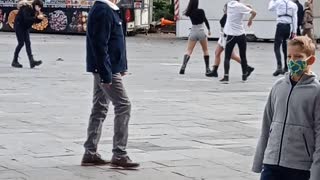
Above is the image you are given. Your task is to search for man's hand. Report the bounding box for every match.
[208,31,211,36]
[101,83,112,89]
[248,20,253,27]
[120,72,128,76]
[291,33,296,39]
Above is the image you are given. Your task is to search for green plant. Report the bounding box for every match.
[153,1,174,21]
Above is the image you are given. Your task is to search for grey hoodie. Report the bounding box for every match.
[252,73,320,180]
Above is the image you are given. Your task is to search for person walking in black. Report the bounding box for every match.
[268,0,298,76]
[206,3,254,78]
[179,0,211,76]
[294,0,304,36]
[219,0,256,83]
[12,0,44,68]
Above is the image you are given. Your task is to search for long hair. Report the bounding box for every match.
[184,0,199,17]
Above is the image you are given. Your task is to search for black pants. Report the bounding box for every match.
[224,34,248,75]
[260,164,310,180]
[274,23,291,69]
[13,25,33,60]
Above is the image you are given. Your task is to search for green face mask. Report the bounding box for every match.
[287,59,309,76]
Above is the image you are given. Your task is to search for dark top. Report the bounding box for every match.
[189,9,210,30]
[15,5,42,29]
[290,78,298,87]
[295,1,304,26]
[220,14,227,28]
[86,1,128,84]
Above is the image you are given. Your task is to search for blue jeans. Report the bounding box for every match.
[260,164,310,180]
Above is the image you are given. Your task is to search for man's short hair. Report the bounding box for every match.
[288,36,316,56]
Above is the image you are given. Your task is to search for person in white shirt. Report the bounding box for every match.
[220,0,256,83]
[268,0,298,76]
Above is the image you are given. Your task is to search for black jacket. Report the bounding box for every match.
[295,1,304,26]
[15,5,41,29]
[86,1,127,84]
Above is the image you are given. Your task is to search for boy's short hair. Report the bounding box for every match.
[288,36,316,56]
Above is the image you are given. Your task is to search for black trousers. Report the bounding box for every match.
[13,25,33,60]
[224,34,248,75]
[274,23,291,69]
[260,164,310,180]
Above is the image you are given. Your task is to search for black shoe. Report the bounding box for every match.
[247,66,255,78]
[206,68,211,75]
[11,61,23,68]
[273,69,284,77]
[242,74,248,82]
[81,153,110,166]
[111,155,140,169]
[220,76,229,84]
[30,60,42,68]
[206,69,218,77]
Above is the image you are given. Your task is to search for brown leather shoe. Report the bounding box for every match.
[110,155,140,169]
[81,153,110,166]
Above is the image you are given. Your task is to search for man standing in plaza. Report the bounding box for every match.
[268,0,298,76]
[82,0,139,169]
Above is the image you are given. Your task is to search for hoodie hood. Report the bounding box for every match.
[96,0,119,10]
[285,72,317,85]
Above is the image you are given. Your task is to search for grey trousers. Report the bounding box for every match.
[84,73,131,156]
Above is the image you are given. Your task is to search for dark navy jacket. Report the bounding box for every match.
[86,1,127,84]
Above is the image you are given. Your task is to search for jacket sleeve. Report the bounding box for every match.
[201,10,210,31]
[91,10,113,84]
[310,92,320,180]
[252,88,274,173]
[292,3,298,33]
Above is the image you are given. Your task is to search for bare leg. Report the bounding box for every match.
[186,39,197,56]
[231,51,241,64]
[180,39,197,74]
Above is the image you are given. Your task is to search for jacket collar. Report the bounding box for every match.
[96,0,119,10]
[285,72,317,85]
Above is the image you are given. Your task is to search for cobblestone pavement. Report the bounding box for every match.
[0,33,319,180]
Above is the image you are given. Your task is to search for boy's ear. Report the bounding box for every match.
[307,55,316,65]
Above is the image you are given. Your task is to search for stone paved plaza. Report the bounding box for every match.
[0,33,319,180]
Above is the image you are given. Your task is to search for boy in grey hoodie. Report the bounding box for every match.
[252,36,320,180]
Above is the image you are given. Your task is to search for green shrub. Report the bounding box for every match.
[153,1,174,21]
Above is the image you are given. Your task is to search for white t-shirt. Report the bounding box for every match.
[224,1,252,36]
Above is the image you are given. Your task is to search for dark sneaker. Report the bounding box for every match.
[273,69,284,77]
[242,74,248,82]
[81,153,110,166]
[220,76,229,84]
[206,70,218,77]
[11,61,23,68]
[30,60,42,69]
[111,155,140,169]
[247,66,255,78]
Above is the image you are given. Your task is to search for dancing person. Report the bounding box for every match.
[206,3,254,78]
[220,0,256,83]
[179,0,211,75]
